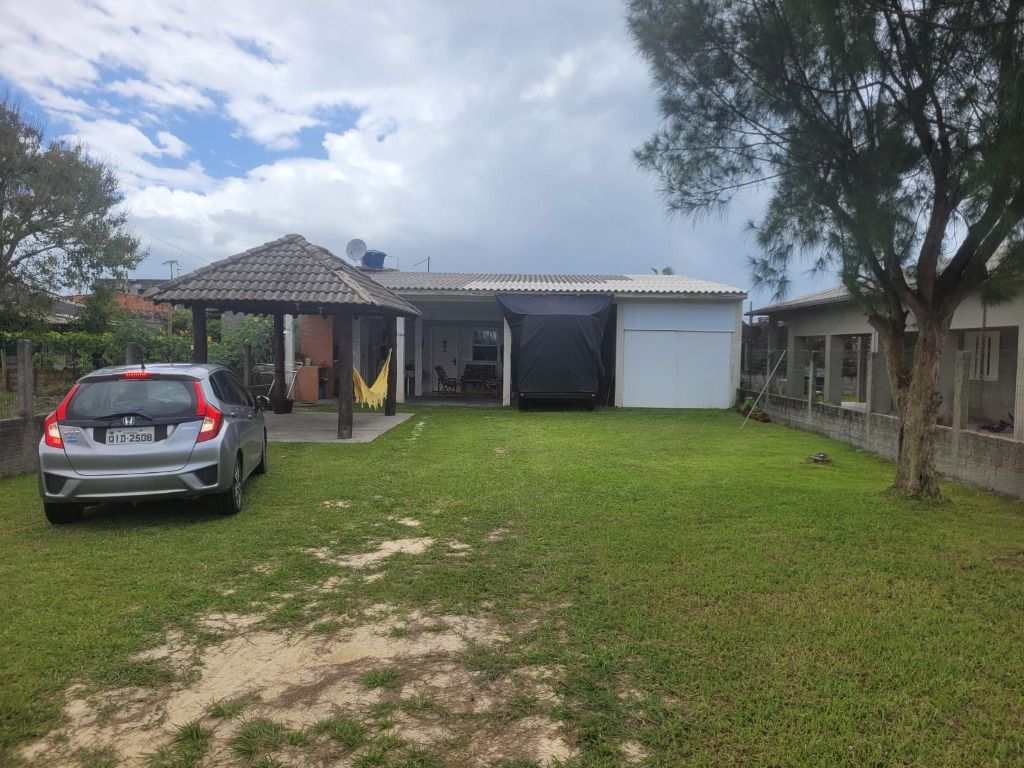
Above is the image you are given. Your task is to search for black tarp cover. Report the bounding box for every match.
[497,294,612,395]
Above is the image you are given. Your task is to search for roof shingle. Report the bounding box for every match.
[146,235,420,316]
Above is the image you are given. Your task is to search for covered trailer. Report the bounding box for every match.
[497,294,613,409]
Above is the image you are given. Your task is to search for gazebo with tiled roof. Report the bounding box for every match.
[146,234,420,439]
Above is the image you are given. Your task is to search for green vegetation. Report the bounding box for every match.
[359,667,402,690]
[1,408,1023,766]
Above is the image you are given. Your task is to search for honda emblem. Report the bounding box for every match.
[122,416,135,426]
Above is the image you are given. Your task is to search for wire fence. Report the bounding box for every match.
[741,343,1020,440]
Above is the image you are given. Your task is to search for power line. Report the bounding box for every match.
[142,232,214,265]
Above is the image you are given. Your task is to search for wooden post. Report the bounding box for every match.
[272,312,286,411]
[334,311,353,439]
[242,343,253,389]
[191,304,208,364]
[125,342,140,365]
[1,347,9,392]
[952,350,970,456]
[385,314,398,416]
[17,339,34,418]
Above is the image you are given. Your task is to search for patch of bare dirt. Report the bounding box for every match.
[307,537,435,570]
[321,499,353,509]
[23,580,570,767]
[487,527,511,541]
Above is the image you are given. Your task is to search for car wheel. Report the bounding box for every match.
[44,503,83,525]
[213,456,243,516]
[254,432,267,475]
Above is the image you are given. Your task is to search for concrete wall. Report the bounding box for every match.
[743,390,1024,499]
[1,416,44,478]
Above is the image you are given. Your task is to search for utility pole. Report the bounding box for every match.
[162,259,179,339]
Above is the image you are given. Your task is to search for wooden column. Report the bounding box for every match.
[242,344,253,389]
[385,315,398,416]
[334,311,353,439]
[191,305,208,364]
[272,312,286,410]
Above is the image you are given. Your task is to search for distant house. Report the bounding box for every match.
[68,288,171,329]
[750,284,1023,436]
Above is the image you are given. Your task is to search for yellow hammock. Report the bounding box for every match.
[353,349,392,409]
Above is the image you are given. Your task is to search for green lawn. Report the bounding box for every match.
[1,408,1023,766]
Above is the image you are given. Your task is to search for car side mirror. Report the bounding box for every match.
[255,395,271,411]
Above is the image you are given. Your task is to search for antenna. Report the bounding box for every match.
[413,257,431,272]
[346,239,367,263]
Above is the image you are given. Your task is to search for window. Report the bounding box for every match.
[67,379,197,420]
[965,331,1000,381]
[472,329,499,361]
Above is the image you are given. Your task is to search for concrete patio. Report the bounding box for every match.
[263,410,413,443]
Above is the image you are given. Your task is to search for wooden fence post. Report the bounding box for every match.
[125,342,140,365]
[242,344,253,389]
[1,347,8,392]
[17,339,34,418]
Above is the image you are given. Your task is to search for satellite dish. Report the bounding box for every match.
[345,239,367,262]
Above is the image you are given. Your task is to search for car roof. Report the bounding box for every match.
[81,363,225,380]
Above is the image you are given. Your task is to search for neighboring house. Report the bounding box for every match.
[750,285,1023,436]
[294,269,747,408]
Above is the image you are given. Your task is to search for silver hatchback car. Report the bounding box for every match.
[38,363,268,524]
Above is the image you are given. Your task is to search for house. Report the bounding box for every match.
[750,285,1023,438]
[294,267,747,408]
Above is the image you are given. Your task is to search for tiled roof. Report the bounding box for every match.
[369,271,745,296]
[146,235,420,316]
[750,285,851,315]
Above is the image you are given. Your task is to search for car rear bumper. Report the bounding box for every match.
[37,441,231,504]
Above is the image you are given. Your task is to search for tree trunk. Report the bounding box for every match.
[877,315,952,498]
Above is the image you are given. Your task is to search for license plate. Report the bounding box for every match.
[105,427,155,445]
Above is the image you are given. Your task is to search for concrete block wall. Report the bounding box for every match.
[746,391,1024,498]
[0,416,43,478]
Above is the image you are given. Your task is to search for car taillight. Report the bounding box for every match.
[43,384,81,449]
[193,381,223,442]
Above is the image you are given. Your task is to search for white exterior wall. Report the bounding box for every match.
[618,298,741,408]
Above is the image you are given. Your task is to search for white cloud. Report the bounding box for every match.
[0,0,814,297]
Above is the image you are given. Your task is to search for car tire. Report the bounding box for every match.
[254,432,267,475]
[212,456,243,516]
[44,503,84,525]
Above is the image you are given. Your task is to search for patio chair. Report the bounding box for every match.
[434,365,460,396]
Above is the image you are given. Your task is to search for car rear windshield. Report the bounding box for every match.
[65,378,198,420]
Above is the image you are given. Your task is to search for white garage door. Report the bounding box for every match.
[620,302,736,408]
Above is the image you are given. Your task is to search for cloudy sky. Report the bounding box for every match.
[1,0,830,301]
